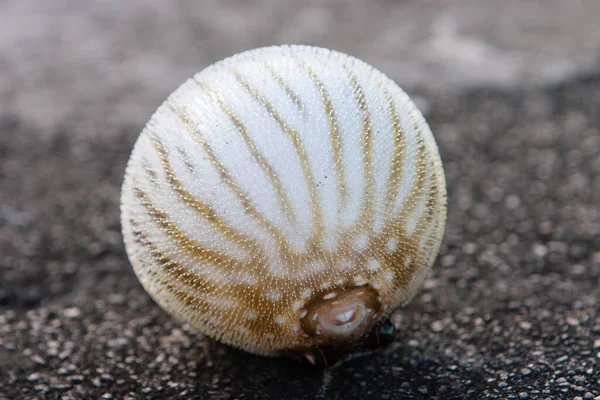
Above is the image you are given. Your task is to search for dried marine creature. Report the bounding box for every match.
[121,45,446,366]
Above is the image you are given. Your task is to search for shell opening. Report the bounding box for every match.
[300,285,382,343]
[318,299,366,337]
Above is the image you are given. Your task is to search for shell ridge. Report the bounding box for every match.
[200,80,299,228]
[232,70,326,248]
[167,99,298,259]
[294,55,349,223]
[344,67,376,241]
[146,133,266,258]
[380,85,407,219]
[133,187,251,275]
[263,61,305,115]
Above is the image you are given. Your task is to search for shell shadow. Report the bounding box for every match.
[191,333,464,399]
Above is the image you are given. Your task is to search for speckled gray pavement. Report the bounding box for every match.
[1,1,599,399]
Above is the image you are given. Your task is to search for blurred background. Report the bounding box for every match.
[1,1,599,399]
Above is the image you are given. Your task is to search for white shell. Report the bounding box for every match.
[121,45,446,357]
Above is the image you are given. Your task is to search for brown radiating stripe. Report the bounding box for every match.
[263,62,305,114]
[160,278,213,319]
[135,187,249,272]
[346,68,375,233]
[406,123,433,235]
[396,122,429,229]
[296,58,349,218]
[167,104,297,256]
[131,221,287,348]
[176,147,195,172]
[381,87,406,218]
[198,82,298,225]
[232,71,325,246]
[148,135,265,257]
[142,160,158,187]
[419,182,439,252]
[130,223,217,318]
[133,227,213,292]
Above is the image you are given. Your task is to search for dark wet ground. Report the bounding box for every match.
[1,1,600,399]
[1,75,599,399]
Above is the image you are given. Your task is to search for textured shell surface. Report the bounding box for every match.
[121,45,446,360]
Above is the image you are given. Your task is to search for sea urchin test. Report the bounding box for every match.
[121,45,446,365]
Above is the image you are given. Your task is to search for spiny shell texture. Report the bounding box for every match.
[121,45,446,357]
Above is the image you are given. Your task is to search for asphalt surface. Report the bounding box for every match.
[1,1,600,399]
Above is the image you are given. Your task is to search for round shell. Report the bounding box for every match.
[121,45,446,359]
